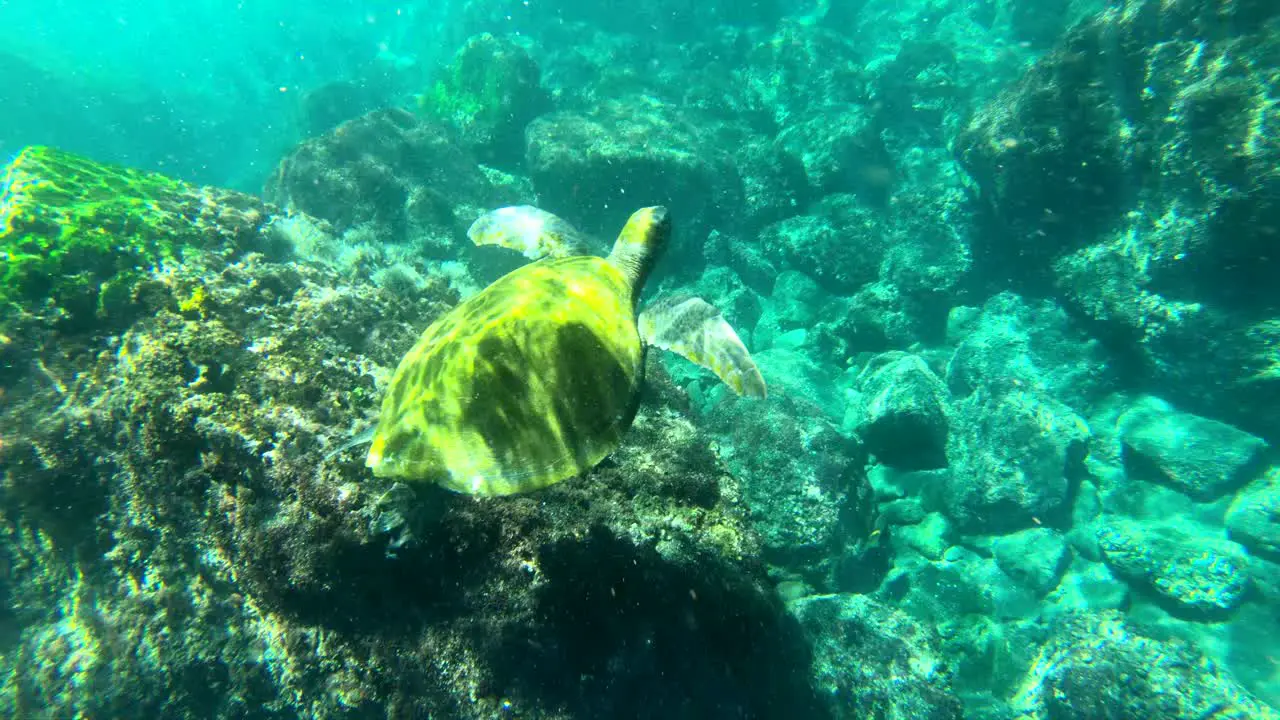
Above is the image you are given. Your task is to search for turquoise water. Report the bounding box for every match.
[0,0,444,188]
[2,1,1279,718]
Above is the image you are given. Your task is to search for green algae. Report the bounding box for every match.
[419,33,547,164]
[0,146,269,327]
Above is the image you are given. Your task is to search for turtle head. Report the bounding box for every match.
[607,206,671,300]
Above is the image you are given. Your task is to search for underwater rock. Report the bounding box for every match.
[1010,610,1279,719]
[733,138,810,232]
[751,270,825,352]
[827,281,916,353]
[420,33,549,167]
[790,593,964,720]
[1118,396,1268,501]
[875,188,973,344]
[683,265,765,345]
[0,146,277,334]
[777,107,895,204]
[1118,396,1266,498]
[1044,562,1130,615]
[768,270,825,331]
[849,351,950,471]
[524,96,743,257]
[1226,467,1280,559]
[740,21,867,126]
[831,0,1040,111]
[709,227,780,296]
[264,108,511,255]
[868,38,963,145]
[957,0,1280,439]
[1096,517,1250,617]
[896,512,955,562]
[883,549,995,622]
[0,159,821,718]
[991,527,1071,596]
[956,15,1133,270]
[945,292,1113,410]
[878,497,927,527]
[705,396,874,591]
[1247,553,1280,604]
[750,347,845,421]
[757,198,887,295]
[944,386,1089,533]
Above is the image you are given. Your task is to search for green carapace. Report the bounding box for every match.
[366,205,766,496]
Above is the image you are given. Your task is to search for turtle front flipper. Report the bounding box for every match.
[467,205,592,260]
[639,295,767,399]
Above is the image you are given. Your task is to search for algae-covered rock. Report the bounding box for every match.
[733,138,810,231]
[264,108,512,255]
[705,396,875,591]
[0,146,275,332]
[955,19,1134,270]
[886,550,995,621]
[1227,467,1280,559]
[751,270,830,357]
[524,96,743,258]
[1096,517,1250,616]
[756,199,887,295]
[749,347,845,421]
[790,593,963,720]
[420,33,549,166]
[991,527,1071,596]
[945,292,1113,409]
[777,106,894,203]
[740,21,867,126]
[896,512,954,562]
[1010,611,1280,720]
[1045,562,1130,615]
[945,386,1089,533]
[767,270,825,331]
[849,351,950,471]
[879,497,926,527]
[956,0,1280,439]
[1118,396,1268,501]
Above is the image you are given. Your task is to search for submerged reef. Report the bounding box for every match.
[0,149,937,719]
[4,0,1280,716]
[957,0,1280,439]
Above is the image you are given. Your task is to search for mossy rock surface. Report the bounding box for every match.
[0,146,273,328]
[421,33,548,165]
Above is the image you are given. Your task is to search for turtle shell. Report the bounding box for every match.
[367,255,644,495]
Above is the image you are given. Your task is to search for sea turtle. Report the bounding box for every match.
[363,204,765,496]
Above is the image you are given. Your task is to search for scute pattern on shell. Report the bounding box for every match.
[368,255,644,495]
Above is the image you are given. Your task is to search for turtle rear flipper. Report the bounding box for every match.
[639,295,767,399]
[467,205,593,260]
